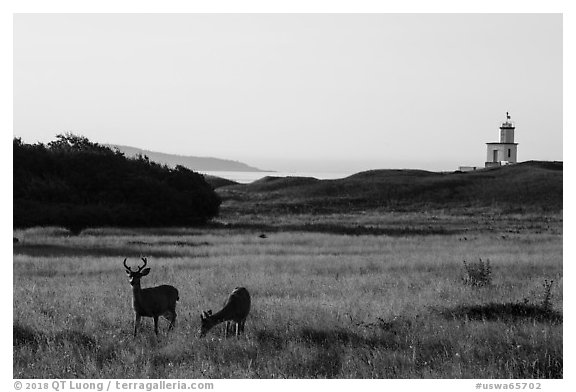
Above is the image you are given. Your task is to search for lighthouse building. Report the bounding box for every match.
[485,112,518,168]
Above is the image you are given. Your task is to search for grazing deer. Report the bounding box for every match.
[200,287,251,338]
[123,257,179,337]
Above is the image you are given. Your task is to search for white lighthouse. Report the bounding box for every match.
[485,112,518,168]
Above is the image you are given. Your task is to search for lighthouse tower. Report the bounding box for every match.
[485,112,518,168]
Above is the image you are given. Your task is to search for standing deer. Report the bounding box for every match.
[123,257,179,337]
[200,287,251,338]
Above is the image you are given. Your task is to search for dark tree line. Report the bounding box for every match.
[14,134,221,233]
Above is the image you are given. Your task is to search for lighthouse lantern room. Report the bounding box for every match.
[485,112,518,168]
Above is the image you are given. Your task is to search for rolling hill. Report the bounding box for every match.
[217,161,563,214]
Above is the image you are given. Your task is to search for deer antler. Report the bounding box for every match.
[137,257,148,272]
[123,258,132,272]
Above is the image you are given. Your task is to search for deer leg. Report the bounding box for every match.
[153,316,159,336]
[224,321,230,339]
[235,322,240,337]
[168,311,176,331]
[133,314,141,337]
[239,319,245,334]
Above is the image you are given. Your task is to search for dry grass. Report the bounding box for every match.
[13,224,562,378]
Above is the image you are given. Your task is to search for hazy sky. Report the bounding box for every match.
[13,13,562,172]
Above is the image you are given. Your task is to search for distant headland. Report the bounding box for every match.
[108,144,267,172]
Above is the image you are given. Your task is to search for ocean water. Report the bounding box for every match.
[199,170,353,184]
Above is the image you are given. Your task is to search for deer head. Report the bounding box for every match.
[199,310,214,336]
[124,257,151,286]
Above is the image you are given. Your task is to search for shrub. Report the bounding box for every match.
[542,279,554,312]
[462,258,492,287]
[13,134,221,231]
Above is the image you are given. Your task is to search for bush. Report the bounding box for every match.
[462,258,492,287]
[13,134,221,232]
[541,280,554,312]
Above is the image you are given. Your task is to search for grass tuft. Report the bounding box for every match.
[542,280,554,312]
[463,258,492,287]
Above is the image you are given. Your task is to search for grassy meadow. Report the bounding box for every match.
[13,217,562,378]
